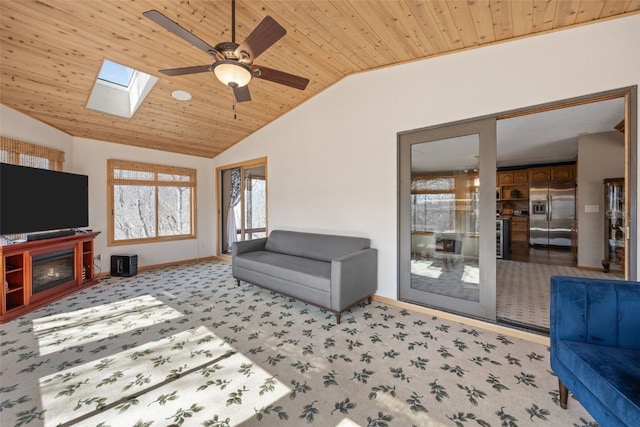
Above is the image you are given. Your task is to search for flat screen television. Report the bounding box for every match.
[0,163,89,236]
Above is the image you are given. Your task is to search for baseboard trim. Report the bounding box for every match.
[96,256,222,279]
[371,295,550,346]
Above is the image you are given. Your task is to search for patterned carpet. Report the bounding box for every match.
[0,261,597,426]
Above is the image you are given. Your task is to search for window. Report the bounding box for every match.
[0,137,64,170]
[108,160,196,244]
[98,59,135,87]
[244,170,267,239]
[411,173,479,235]
[411,176,456,233]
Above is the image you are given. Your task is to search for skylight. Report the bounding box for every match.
[86,59,158,119]
[98,60,135,87]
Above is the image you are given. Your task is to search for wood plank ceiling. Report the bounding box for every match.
[1,1,639,158]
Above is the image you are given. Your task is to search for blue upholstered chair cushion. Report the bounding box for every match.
[556,340,640,419]
[550,276,640,427]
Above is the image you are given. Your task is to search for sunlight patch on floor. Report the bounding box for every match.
[33,294,183,355]
[38,325,290,426]
[461,264,479,285]
[410,259,443,279]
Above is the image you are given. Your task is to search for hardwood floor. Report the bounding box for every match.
[509,242,576,266]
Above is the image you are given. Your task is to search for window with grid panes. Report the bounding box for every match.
[107,160,196,244]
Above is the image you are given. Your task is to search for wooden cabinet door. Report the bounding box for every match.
[498,172,514,185]
[513,170,528,183]
[510,217,529,243]
[550,165,574,181]
[529,167,550,182]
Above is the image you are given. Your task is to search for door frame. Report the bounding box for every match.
[398,117,498,320]
[495,87,637,279]
[215,157,268,257]
[397,86,637,321]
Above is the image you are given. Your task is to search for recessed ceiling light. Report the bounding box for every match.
[172,90,192,101]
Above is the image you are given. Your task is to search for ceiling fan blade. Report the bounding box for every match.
[252,65,309,90]
[234,16,286,62]
[159,65,211,76]
[233,85,251,103]
[143,10,218,58]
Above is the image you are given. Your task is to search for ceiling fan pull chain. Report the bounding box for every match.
[233,99,237,120]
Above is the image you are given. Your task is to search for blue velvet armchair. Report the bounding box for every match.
[550,276,640,427]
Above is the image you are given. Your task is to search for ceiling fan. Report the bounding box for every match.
[143,0,309,103]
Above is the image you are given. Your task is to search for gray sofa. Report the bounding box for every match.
[232,230,378,323]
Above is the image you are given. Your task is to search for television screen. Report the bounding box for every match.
[0,163,89,235]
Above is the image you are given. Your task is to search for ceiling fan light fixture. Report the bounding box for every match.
[212,60,252,88]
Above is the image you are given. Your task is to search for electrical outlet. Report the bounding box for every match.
[94,254,102,261]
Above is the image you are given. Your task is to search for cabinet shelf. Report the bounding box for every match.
[1,231,100,323]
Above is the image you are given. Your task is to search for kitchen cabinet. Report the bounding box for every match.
[551,165,575,181]
[602,178,625,273]
[510,216,529,244]
[497,169,528,201]
[529,165,575,182]
[498,170,528,185]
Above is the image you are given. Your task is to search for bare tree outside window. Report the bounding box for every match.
[108,160,196,244]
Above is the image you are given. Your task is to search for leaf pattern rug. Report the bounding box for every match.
[0,261,597,426]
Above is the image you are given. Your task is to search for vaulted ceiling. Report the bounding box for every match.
[1,1,639,158]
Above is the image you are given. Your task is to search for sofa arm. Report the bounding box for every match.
[330,248,378,311]
[232,237,267,257]
[550,275,640,349]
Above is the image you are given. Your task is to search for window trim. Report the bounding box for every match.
[107,159,197,246]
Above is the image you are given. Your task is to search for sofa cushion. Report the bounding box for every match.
[235,251,331,292]
[264,230,370,262]
[557,340,640,419]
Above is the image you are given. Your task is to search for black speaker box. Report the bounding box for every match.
[111,254,138,277]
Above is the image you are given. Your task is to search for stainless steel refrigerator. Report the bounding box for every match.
[529,181,575,246]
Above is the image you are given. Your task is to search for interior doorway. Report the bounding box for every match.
[495,94,634,332]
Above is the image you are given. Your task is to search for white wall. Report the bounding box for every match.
[0,105,74,167]
[577,131,625,268]
[212,14,640,299]
[1,105,216,271]
[71,138,215,272]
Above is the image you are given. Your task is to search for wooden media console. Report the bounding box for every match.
[1,231,100,323]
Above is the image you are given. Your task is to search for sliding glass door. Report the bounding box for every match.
[399,118,497,320]
[218,158,267,255]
